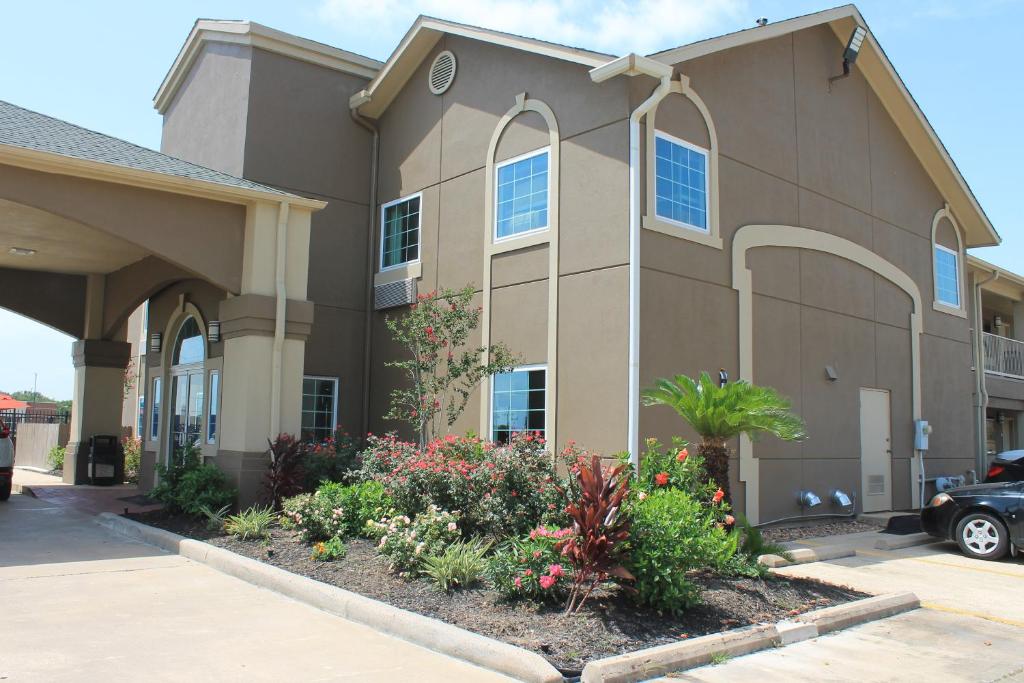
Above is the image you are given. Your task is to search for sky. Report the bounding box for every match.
[0,0,1020,399]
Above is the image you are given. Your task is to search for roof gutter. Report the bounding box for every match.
[591,54,674,466]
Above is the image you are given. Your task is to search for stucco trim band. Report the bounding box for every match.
[218,293,315,340]
[71,339,131,369]
[480,93,560,449]
[732,225,925,522]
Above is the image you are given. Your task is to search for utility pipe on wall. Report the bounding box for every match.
[590,54,674,466]
[351,102,380,440]
[270,201,290,438]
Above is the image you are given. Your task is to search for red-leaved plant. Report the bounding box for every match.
[264,434,307,511]
[556,454,634,614]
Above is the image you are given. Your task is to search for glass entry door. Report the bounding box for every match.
[170,369,204,459]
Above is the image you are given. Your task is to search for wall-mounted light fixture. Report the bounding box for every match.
[831,489,853,508]
[828,26,867,90]
[8,246,37,256]
[994,315,1004,329]
[798,490,822,508]
[825,365,839,382]
[149,332,162,354]
[208,320,221,344]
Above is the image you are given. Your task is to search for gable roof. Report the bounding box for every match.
[155,20,383,115]
[349,15,614,118]
[647,4,999,248]
[0,99,324,209]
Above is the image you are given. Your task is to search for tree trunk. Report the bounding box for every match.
[699,438,731,506]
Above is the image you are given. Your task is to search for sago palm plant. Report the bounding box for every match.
[641,372,806,505]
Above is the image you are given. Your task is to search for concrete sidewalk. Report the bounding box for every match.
[0,493,513,682]
[13,467,162,515]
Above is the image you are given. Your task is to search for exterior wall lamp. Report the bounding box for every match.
[208,320,221,343]
[828,26,867,90]
[149,332,162,354]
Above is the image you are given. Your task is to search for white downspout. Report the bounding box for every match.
[591,54,674,467]
[270,201,290,438]
[973,267,998,475]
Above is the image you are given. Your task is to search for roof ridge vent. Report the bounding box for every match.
[428,50,457,95]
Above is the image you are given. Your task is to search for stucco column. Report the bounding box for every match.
[1013,301,1024,342]
[65,340,131,484]
[213,202,313,506]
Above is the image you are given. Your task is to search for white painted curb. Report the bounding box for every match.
[759,544,856,568]
[96,513,563,683]
[795,591,919,634]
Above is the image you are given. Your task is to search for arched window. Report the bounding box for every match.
[173,316,204,366]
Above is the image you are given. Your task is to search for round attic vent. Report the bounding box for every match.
[428,50,457,95]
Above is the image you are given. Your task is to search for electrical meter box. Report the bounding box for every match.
[914,420,931,451]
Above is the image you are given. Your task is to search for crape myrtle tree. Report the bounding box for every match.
[641,372,806,505]
[385,285,517,448]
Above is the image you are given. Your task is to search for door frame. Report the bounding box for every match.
[859,387,893,512]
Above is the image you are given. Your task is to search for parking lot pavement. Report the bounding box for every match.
[0,494,513,682]
[657,536,1024,682]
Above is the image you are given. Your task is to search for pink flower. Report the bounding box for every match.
[638,491,647,501]
[513,577,523,589]
[524,569,533,577]
[725,514,735,526]
[539,575,556,590]
[533,550,542,559]
[548,564,564,578]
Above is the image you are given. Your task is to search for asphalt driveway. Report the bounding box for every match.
[669,535,1024,682]
[0,493,512,682]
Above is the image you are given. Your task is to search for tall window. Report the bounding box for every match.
[495,148,549,240]
[491,365,546,444]
[207,371,220,444]
[381,194,421,269]
[136,396,145,439]
[654,132,708,232]
[934,245,960,308]
[150,377,161,441]
[302,376,338,442]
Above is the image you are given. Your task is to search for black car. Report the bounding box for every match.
[921,481,1023,560]
[986,450,1024,482]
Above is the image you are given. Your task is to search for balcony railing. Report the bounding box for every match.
[983,332,1024,379]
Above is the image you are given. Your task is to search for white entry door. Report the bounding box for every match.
[859,388,893,512]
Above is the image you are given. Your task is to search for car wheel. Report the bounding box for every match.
[955,512,1008,560]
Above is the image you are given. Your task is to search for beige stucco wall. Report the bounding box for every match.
[366,35,632,455]
[639,25,975,518]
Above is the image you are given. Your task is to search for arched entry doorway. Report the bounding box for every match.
[169,316,205,461]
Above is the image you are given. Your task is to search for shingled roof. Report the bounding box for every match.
[0,99,298,199]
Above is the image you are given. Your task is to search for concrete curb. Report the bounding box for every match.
[873,532,936,550]
[579,591,920,682]
[12,483,36,497]
[795,591,919,634]
[759,544,856,568]
[96,513,563,683]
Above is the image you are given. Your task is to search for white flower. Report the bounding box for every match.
[409,530,417,539]
[447,522,458,532]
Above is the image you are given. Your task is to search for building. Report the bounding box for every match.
[0,5,1012,521]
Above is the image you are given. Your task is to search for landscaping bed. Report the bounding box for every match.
[128,508,866,672]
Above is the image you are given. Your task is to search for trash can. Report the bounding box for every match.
[88,435,123,486]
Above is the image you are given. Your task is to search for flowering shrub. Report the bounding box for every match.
[487,526,573,602]
[360,432,562,537]
[627,488,737,613]
[626,437,719,501]
[281,481,391,542]
[366,505,461,576]
[122,436,141,484]
[302,429,362,489]
[311,536,347,561]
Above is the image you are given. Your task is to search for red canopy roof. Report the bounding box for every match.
[0,394,29,411]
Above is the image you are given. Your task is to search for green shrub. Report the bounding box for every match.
[722,514,792,578]
[224,506,276,541]
[302,429,362,489]
[152,446,236,516]
[422,540,490,591]
[623,437,718,500]
[47,445,65,471]
[628,488,736,613]
[360,432,562,537]
[281,481,392,543]
[366,506,461,576]
[122,437,141,484]
[487,526,573,602]
[311,536,347,561]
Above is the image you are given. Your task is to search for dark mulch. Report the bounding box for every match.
[128,509,867,673]
[760,518,885,545]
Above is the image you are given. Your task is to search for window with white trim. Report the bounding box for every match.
[380,194,421,269]
[302,376,338,442]
[491,365,546,444]
[934,244,960,308]
[654,132,708,232]
[206,370,220,444]
[495,148,549,240]
[149,377,161,442]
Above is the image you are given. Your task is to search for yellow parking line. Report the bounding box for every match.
[854,549,1024,579]
[921,601,1024,629]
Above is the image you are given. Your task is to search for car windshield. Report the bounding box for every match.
[996,450,1024,463]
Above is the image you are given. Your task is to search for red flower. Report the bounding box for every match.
[677,448,689,462]
[713,488,725,504]
[539,575,556,590]
[548,564,564,578]
[654,472,670,487]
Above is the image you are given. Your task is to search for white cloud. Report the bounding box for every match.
[317,0,749,57]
